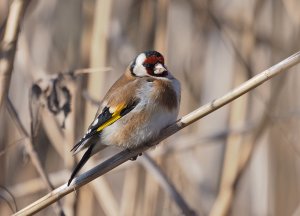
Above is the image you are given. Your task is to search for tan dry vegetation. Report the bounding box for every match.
[1,0,300,216]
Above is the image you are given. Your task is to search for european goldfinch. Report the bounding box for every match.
[68,50,181,186]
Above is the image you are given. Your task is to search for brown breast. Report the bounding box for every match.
[152,79,178,111]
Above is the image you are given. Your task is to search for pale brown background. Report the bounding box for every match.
[1,0,300,215]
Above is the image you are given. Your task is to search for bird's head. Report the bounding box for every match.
[129,50,169,78]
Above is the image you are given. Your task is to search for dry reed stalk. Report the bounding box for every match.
[0,3,30,212]
[293,205,300,216]
[210,21,255,216]
[0,0,30,108]
[84,0,112,130]
[270,3,295,215]
[154,0,169,54]
[137,0,154,50]
[209,80,285,216]
[209,68,249,216]
[120,162,146,215]
[234,81,285,185]
[142,156,161,216]
[74,67,112,75]
[120,165,140,216]
[85,159,119,216]
[77,187,94,216]
[12,50,300,216]
[133,166,145,216]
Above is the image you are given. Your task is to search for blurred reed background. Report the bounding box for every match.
[1,0,300,215]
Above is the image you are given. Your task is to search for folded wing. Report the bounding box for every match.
[68,98,140,186]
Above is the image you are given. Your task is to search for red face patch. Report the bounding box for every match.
[142,52,167,77]
[144,55,164,65]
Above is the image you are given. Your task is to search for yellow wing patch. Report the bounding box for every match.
[96,103,125,132]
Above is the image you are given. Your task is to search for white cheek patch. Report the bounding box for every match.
[136,53,146,65]
[133,53,148,77]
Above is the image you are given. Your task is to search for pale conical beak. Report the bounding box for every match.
[154,63,167,75]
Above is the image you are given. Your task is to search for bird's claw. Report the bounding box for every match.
[130,152,142,161]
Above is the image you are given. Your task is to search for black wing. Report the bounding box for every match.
[70,106,112,153]
[67,98,140,186]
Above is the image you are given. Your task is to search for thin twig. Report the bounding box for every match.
[13,51,300,216]
[73,67,112,75]
[141,154,197,216]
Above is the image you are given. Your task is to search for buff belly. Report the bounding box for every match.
[100,108,178,149]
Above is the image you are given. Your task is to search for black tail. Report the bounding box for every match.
[68,142,96,186]
[70,130,99,153]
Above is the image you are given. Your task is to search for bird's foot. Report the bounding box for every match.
[130,152,142,161]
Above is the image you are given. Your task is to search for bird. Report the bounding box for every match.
[68,50,181,186]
